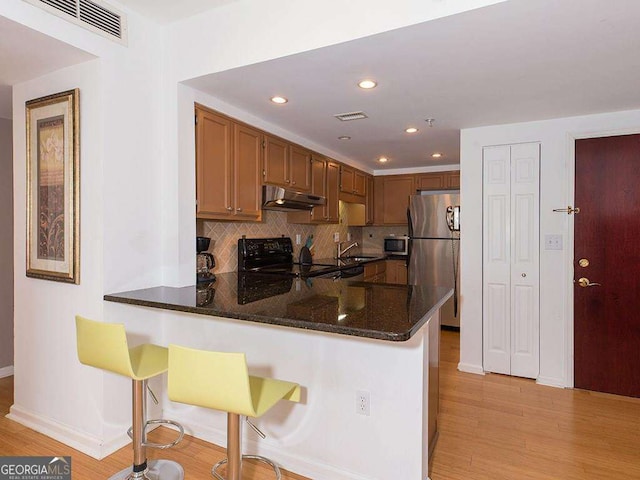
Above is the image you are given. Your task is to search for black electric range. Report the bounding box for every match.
[238,237,340,278]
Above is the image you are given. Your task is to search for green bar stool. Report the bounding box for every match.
[167,344,301,480]
[75,315,185,480]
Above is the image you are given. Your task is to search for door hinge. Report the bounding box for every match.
[263,170,266,176]
[262,140,266,148]
[195,114,198,125]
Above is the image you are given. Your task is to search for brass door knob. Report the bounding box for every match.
[578,277,601,288]
[578,258,589,267]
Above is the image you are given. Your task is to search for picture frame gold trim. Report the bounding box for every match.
[26,89,80,284]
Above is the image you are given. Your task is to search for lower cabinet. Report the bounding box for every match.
[386,259,408,284]
[364,260,386,283]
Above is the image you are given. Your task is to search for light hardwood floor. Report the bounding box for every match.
[1,330,639,479]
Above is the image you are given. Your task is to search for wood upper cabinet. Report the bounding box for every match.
[263,135,289,187]
[365,174,375,225]
[415,170,460,191]
[325,161,340,222]
[340,164,366,197]
[416,173,445,191]
[447,171,460,189]
[380,175,415,225]
[288,145,312,191]
[263,135,311,191]
[195,105,262,221]
[232,123,263,220]
[287,157,340,224]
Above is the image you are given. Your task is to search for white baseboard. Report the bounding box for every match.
[536,376,567,388]
[0,365,14,378]
[6,404,130,459]
[457,362,485,375]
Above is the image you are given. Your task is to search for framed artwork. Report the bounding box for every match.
[26,89,80,284]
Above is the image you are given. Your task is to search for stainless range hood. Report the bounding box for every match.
[262,185,326,211]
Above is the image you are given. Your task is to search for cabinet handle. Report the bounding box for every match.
[292,181,296,185]
[286,179,290,183]
[236,207,243,212]
[226,206,233,211]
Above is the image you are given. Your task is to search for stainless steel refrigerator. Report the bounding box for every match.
[408,191,460,327]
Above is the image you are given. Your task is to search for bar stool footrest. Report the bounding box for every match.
[211,455,281,480]
[108,459,184,480]
[127,419,185,449]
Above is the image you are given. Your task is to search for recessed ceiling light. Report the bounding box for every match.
[270,96,288,104]
[378,157,389,163]
[358,79,377,89]
[405,127,418,133]
[431,153,443,158]
[338,135,351,140]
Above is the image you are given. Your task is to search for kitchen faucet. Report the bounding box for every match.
[336,241,359,259]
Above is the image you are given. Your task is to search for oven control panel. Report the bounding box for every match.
[238,237,293,270]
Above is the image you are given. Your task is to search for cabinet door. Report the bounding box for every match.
[340,165,355,194]
[325,161,340,223]
[365,175,375,225]
[195,107,233,219]
[289,145,312,191]
[234,124,262,221]
[416,173,445,191]
[354,170,366,196]
[382,176,414,224]
[446,171,460,189]
[263,135,289,187]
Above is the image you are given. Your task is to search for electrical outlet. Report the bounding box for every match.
[334,232,340,242]
[545,234,563,250]
[295,234,301,245]
[356,390,370,416]
[347,232,352,241]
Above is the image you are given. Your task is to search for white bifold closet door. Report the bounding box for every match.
[483,143,540,379]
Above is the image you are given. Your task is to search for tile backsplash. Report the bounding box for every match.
[199,203,367,273]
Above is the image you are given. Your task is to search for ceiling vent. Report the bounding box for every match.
[24,0,128,44]
[334,111,368,122]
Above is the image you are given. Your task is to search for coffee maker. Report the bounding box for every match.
[196,236,216,283]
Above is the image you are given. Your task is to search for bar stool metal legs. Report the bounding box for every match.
[211,413,281,480]
[109,379,185,480]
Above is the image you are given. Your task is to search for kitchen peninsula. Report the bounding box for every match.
[105,276,451,480]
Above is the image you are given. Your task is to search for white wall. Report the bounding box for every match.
[0,118,13,372]
[459,109,640,387]
[4,0,166,458]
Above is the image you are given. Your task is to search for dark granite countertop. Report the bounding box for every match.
[104,272,452,342]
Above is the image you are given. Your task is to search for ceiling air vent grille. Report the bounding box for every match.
[24,0,127,44]
[79,0,121,38]
[40,0,77,16]
[334,111,368,122]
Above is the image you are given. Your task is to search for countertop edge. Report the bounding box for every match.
[104,286,452,342]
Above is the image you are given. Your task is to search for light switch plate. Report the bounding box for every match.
[544,234,563,250]
[334,232,340,242]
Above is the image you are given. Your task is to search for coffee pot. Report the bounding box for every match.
[196,236,216,283]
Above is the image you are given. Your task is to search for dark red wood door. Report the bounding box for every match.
[574,134,640,397]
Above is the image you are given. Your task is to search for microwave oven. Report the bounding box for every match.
[383,236,409,256]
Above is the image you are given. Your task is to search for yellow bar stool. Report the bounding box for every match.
[75,315,185,480]
[167,344,301,480]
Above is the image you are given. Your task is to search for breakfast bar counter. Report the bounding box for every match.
[104,272,452,342]
[104,273,450,480]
